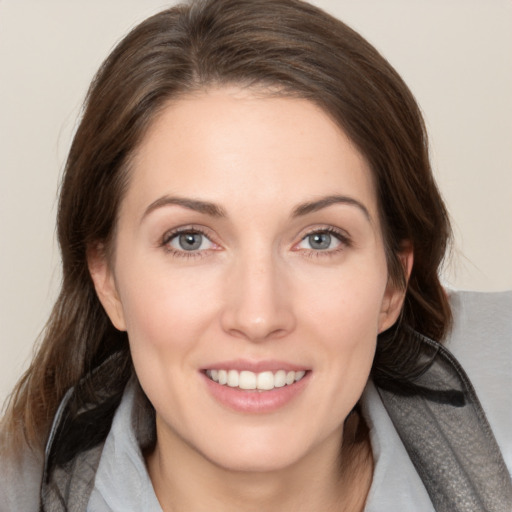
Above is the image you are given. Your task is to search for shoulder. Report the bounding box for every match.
[444,289,512,473]
[447,289,512,341]
[0,444,42,512]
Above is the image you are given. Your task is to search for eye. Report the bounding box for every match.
[295,229,348,252]
[304,232,336,251]
[164,229,216,253]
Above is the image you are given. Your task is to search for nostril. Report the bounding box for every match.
[220,303,296,343]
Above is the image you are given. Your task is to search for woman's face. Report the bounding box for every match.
[91,87,408,473]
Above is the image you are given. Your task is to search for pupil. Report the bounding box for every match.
[179,233,202,250]
[310,233,331,250]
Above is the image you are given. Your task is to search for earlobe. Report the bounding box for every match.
[378,244,414,333]
[87,243,127,331]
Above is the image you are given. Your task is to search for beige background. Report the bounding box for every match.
[1,0,511,405]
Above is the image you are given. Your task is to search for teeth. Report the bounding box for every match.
[206,368,307,390]
[239,370,257,390]
[274,370,286,388]
[257,371,274,391]
[227,370,239,387]
[218,370,227,385]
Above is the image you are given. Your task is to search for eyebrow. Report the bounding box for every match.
[292,195,371,221]
[142,193,371,223]
[142,195,227,221]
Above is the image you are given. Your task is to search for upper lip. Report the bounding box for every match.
[201,359,310,373]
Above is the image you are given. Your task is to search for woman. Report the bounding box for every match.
[1,0,511,510]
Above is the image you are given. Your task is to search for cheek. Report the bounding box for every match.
[310,282,383,376]
[296,254,388,337]
[295,257,388,389]
[115,264,224,415]
[116,259,221,359]
[315,305,380,418]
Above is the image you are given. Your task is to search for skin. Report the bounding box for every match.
[89,87,412,511]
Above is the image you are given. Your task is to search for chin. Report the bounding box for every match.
[191,423,331,475]
[205,445,306,474]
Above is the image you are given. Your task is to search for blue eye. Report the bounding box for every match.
[297,230,345,251]
[177,233,203,251]
[165,230,215,252]
[307,232,333,250]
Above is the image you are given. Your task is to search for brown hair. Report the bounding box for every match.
[2,0,451,454]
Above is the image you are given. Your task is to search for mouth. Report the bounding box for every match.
[201,361,311,413]
[205,369,307,391]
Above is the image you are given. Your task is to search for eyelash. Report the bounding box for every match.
[297,227,352,258]
[160,226,215,259]
[160,226,352,259]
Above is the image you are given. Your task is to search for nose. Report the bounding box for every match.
[220,252,296,343]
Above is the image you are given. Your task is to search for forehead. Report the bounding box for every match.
[124,87,378,221]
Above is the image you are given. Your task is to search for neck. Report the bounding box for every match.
[146,410,373,512]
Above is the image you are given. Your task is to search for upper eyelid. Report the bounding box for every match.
[298,225,351,242]
[161,225,214,243]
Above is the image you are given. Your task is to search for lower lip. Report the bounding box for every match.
[201,372,310,414]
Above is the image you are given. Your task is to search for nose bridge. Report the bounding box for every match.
[221,247,295,341]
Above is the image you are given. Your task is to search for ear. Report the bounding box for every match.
[87,243,127,331]
[378,243,414,333]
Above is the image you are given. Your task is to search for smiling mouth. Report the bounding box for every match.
[205,369,307,391]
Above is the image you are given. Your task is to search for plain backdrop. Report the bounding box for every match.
[1,0,511,405]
